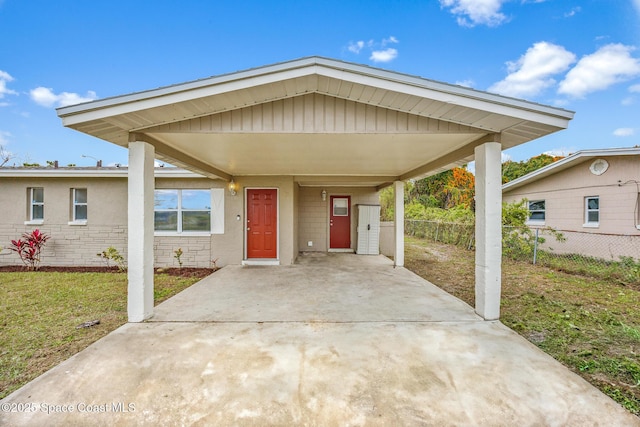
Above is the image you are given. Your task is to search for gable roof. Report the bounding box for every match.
[502,147,640,192]
[57,56,574,186]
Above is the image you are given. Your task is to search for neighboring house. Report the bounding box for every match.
[502,147,640,260]
[50,56,573,321]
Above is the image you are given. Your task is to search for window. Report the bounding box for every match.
[527,200,545,223]
[333,198,349,216]
[584,196,599,226]
[154,189,211,233]
[29,187,44,222]
[72,188,88,222]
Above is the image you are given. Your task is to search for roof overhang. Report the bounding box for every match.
[0,167,206,179]
[57,57,574,187]
[502,147,640,192]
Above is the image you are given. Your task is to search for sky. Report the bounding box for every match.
[1,0,639,168]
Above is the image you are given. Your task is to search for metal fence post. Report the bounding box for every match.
[533,228,539,265]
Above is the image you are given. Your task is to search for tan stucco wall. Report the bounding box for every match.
[503,156,640,235]
[0,175,234,268]
[0,174,381,267]
[379,221,395,257]
[297,186,380,252]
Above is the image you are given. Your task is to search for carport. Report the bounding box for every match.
[57,57,574,322]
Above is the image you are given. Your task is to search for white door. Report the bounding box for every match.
[357,205,381,255]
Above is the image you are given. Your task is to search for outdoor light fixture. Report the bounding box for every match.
[321,189,327,201]
[229,179,237,196]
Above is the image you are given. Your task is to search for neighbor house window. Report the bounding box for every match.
[29,187,44,222]
[72,188,88,222]
[527,200,545,223]
[154,189,211,233]
[584,196,599,226]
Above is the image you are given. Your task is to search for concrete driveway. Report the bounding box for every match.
[2,254,638,426]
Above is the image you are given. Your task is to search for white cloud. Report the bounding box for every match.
[30,86,97,108]
[0,70,18,103]
[558,44,640,98]
[634,0,640,14]
[543,147,575,157]
[382,36,399,46]
[613,127,635,137]
[439,0,508,27]
[456,79,475,88]
[630,84,640,93]
[564,7,581,17]
[622,97,635,106]
[370,48,398,63]
[0,130,11,145]
[488,42,576,98]
[347,36,399,63]
[348,41,365,54]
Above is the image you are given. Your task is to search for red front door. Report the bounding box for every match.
[330,196,351,249]
[247,189,278,259]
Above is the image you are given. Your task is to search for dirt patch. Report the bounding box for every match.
[0,265,217,278]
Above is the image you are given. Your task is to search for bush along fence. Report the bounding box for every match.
[405,220,640,286]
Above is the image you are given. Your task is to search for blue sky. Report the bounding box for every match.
[1,0,639,167]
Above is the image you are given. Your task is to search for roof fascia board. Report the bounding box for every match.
[314,66,574,127]
[58,56,574,130]
[59,67,318,127]
[0,168,206,179]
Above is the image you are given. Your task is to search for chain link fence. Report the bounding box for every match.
[406,220,640,286]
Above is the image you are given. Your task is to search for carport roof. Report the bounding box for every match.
[57,56,574,186]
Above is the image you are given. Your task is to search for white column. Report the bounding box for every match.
[393,180,405,267]
[474,142,502,320]
[128,140,155,322]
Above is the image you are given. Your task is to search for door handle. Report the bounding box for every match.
[247,227,250,231]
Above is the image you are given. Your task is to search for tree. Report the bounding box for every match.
[0,145,13,167]
[502,153,564,184]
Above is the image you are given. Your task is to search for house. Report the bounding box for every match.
[0,166,231,268]
[502,147,640,260]
[48,57,573,321]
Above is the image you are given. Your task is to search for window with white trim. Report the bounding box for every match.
[332,198,349,216]
[154,189,211,233]
[584,196,599,226]
[29,187,44,221]
[72,188,88,221]
[527,200,545,223]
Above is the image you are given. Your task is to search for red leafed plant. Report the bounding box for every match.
[8,229,50,271]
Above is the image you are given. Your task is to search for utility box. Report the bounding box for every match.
[356,204,381,255]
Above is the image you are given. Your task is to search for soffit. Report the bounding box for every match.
[57,57,574,183]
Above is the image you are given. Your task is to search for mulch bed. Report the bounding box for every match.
[0,265,217,278]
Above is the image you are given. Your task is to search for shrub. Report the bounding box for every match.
[97,246,127,272]
[8,229,50,271]
[174,248,184,268]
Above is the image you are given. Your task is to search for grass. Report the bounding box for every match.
[0,271,204,399]
[405,235,640,417]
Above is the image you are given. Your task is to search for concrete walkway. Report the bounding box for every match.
[2,254,638,426]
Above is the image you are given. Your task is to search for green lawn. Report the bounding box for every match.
[405,235,640,417]
[0,271,204,399]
